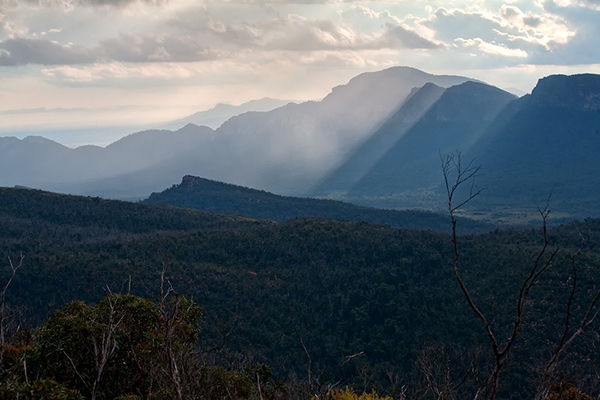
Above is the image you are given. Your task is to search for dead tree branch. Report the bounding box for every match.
[0,254,23,349]
[535,232,600,400]
[0,253,24,367]
[442,152,559,400]
[90,288,124,400]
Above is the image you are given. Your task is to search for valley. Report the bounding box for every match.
[1,66,600,398]
[2,67,600,224]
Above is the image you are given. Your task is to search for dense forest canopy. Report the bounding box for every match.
[0,187,599,398]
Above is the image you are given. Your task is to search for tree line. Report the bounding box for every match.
[1,186,600,398]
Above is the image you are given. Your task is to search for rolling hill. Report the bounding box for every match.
[142,175,493,233]
[1,185,600,398]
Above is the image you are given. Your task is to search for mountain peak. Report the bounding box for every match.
[180,174,207,189]
[531,73,600,110]
[426,80,516,122]
[177,175,246,193]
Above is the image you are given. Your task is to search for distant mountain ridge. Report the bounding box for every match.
[529,73,600,110]
[311,73,600,223]
[317,81,516,209]
[160,98,291,130]
[0,66,472,198]
[312,81,516,200]
[311,82,446,196]
[1,67,600,223]
[142,175,492,233]
[463,73,600,220]
[0,125,215,194]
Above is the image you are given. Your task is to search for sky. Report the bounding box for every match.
[1,0,600,146]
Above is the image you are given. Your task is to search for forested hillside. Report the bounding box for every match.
[142,175,492,233]
[1,187,600,398]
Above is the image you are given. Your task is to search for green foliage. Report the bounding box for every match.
[547,382,595,400]
[14,292,283,399]
[327,387,392,400]
[142,175,492,233]
[33,296,151,398]
[32,293,202,399]
[244,363,287,400]
[0,378,83,399]
[1,186,600,397]
[194,366,253,399]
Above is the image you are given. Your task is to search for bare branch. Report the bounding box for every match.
[55,344,92,392]
[441,151,565,399]
[0,253,24,364]
[535,231,600,399]
[329,351,366,392]
[292,323,314,397]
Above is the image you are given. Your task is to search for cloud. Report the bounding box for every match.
[455,37,528,58]
[0,33,218,66]
[497,4,575,49]
[549,0,600,10]
[0,37,96,65]
[0,1,443,72]
[416,4,578,66]
[41,61,196,83]
[259,16,362,51]
[379,23,442,49]
[0,10,29,40]
[0,13,8,37]
[531,0,600,64]
[0,106,88,114]
[200,8,440,52]
[2,0,598,92]
[99,33,216,63]
[0,0,167,8]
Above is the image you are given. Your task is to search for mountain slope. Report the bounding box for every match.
[0,124,215,189]
[319,81,515,209]
[160,97,291,130]
[0,136,71,186]
[0,186,264,235]
[464,73,600,219]
[0,66,473,199]
[2,184,600,397]
[142,175,493,233]
[311,82,446,195]
[5,68,599,224]
[195,66,473,194]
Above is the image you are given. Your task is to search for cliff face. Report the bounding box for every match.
[530,73,600,110]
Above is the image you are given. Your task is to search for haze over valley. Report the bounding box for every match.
[2,66,600,224]
[3,1,600,398]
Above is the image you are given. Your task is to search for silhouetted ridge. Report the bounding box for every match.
[343,81,515,205]
[465,73,600,219]
[530,73,600,110]
[143,175,492,233]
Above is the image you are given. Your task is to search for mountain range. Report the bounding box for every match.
[1,66,600,223]
[158,97,292,130]
[0,67,470,198]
